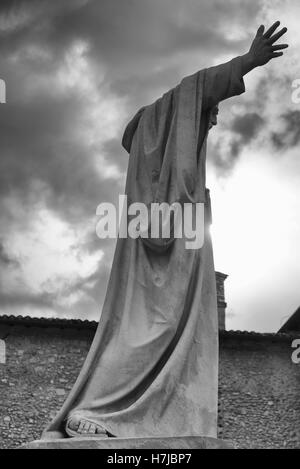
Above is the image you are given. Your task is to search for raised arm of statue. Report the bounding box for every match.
[202,21,288,110]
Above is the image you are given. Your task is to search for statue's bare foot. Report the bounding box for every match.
[66,415,110,438]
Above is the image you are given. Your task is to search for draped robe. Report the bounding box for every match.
[44,57,245,439]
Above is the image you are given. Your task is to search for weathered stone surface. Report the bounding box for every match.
[22,436,233,450]
[0,324,299,449]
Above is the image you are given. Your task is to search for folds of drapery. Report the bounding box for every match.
[42,58,245,440]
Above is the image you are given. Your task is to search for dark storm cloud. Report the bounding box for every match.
[228,113,265,167]
[0,290,54,309]
[209,112,265,174]
[0,0,263,215]
[0,94,120,226]
[0,0,265,315]
[0,242,19,267]
[209,62,299,175]
[0,0,262,109]
[231,112,265,144]
[271,110,300,150]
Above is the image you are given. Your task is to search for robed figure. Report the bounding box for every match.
[43,23,288,440]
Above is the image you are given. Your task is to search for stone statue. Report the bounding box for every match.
[43,22,288,440]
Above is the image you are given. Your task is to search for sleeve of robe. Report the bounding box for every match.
[122,56,246,154]
[202,56,246,111]
[126,57,246,252]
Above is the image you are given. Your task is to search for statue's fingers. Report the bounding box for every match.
[268,27,288,44]
[270,52,284,59]
[85,421,91,430]
[272,44,289,51]
[264,21,280,38]
[89,424,97,434]
[256,25,265,36]
[78,421,86,433]
[82,422,90,433]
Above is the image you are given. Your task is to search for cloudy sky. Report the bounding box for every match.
[0,0,299,332]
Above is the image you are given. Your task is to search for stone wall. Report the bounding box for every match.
[218,331,300,448]
[0,323,299,449]
[0,324,93,449]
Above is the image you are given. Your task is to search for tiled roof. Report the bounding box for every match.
[220,329,297,342]
[0,314,297,340]
[278,306,300,333]
[0,315,97,330]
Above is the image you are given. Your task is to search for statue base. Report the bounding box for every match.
[22,436,233,449]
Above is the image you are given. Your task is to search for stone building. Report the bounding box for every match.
[0,274,299,449]
[215,271,228,331]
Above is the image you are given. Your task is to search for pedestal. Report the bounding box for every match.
[22,436,233,449]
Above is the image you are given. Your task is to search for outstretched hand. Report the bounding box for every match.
[248,21,288,67]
